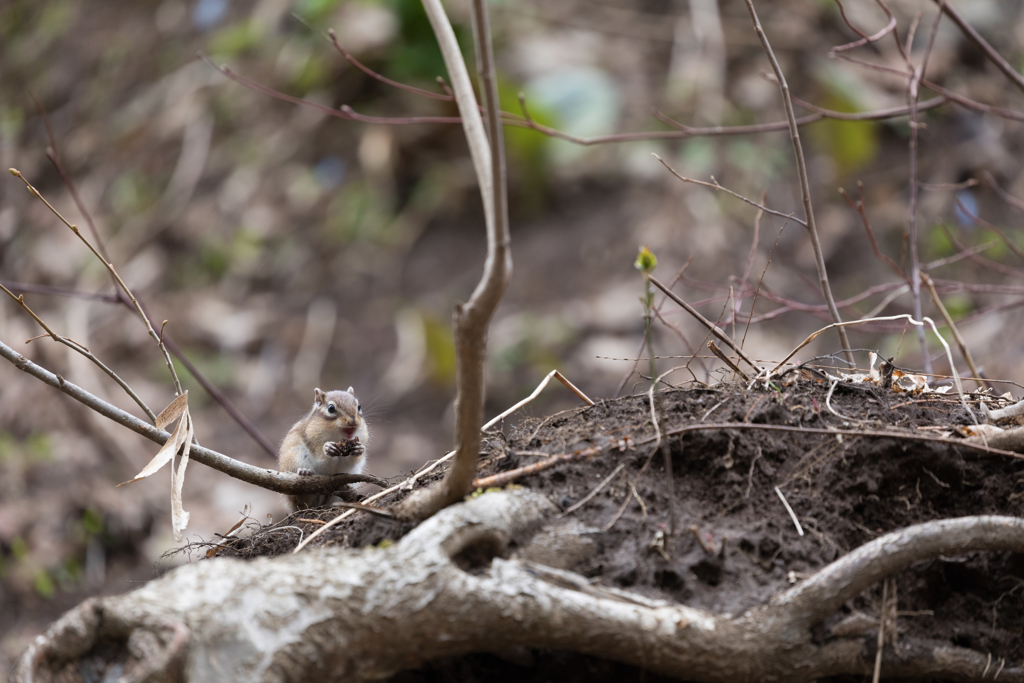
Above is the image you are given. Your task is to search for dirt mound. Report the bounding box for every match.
[215,378,1024,679]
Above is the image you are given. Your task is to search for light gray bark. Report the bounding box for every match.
[14,490,1024,682]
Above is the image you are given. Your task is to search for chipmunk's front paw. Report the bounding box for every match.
[325,439,365,458]
[296,467,314,476]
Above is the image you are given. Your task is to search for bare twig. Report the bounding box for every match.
[648,367,680,535]
[919,273,987,390]
[905,5,944,375]
[653,156,806,227]
[0,284,157,423]
[654,96,947,134]
[831,0,898,53]
[839,184,906,281]
[649,275,762,373]
[708,341,749,380]
[473,447,600,489]
[484,370,595,433]
[742,217,790,348]
[29,93,112,266]
[932,0,1024,96]
[160,333,277,457]
[985,170,1024,215]
[8,168,183,396]
[23,99,278,455]
[743,0,853,365]
[390,0,511,520]
[0,339,385,495]
[951,195,1024,264]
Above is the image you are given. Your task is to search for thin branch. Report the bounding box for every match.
[9,168,183,395]
[328,29,451,101]
[742,216,789,348]
[940,224,1024,280]
[921,79,1024,122]
[0,285,157,423]
[743,0,853,365]
[932,0,1024,96]
[20,106,279,454]
[839,184,906,281]
[654,96,947,134]
[0,281,120,304]
[905,4,944,375]
[159,334,276,457]
[653,155,806,227]
[29,92,113,267]
[392,0,511,520]
[831,0,898,53]
[203,51,952,147]
[649,276,762,373]
[0,339,385,494]
[951,195,1024,265]
[922,240,997,271]
[985,170,1024,214]
[919,273,987,390]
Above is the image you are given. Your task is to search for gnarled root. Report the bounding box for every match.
[14,491,1024,682]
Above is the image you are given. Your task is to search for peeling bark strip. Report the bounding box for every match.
[15,491,1024,682]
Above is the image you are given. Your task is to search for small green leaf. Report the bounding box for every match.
[634,246,657,274]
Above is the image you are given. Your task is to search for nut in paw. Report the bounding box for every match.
[325,440,365,458]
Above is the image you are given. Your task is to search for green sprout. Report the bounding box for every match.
[635,246,658,383]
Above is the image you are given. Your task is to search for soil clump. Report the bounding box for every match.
[214,378,1024,680]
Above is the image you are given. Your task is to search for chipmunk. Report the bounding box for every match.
[279,387,369,510]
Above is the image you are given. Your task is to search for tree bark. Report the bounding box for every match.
[15,490,1024,682]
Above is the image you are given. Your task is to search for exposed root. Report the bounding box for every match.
[14,491,1024,683]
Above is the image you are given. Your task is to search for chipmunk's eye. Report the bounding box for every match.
[357,402,362,413]
[327,404,336,415]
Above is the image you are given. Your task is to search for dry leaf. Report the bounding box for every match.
[118,396,191,487]
[171,410,193,541]
[156,391,189,430]
[118,393,196,542]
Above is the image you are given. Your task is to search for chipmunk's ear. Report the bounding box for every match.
[314,388,325,406]
[347,386,355,395]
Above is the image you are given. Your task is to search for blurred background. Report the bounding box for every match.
[3,0,1024,664]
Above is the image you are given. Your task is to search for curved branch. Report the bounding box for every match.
[0,339,386,494]
[764,515,1024,630]
[394,0,511,519]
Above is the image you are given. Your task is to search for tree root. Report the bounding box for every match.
[14,490,1024,682]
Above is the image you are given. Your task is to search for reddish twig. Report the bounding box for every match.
[831,0,898,54]
[932,0,1024,96]
[940,225,1024,281]
[839,184,906,281]
[745,0,853,364]
[985,171,1024,214]
[951,196,1024,265]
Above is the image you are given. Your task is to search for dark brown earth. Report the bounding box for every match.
[207,376,1024,681]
